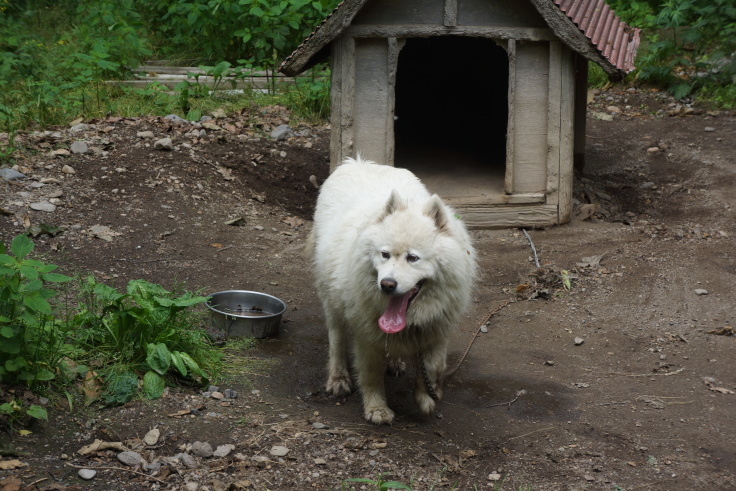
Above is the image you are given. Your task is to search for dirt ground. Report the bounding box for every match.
[0,88,735,490]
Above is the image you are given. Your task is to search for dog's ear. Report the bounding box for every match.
[424,194,449,232]
[383,190,407,216]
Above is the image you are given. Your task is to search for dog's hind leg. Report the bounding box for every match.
[415,339,448,415]
[325,312,353,398]
[354,345,394,425]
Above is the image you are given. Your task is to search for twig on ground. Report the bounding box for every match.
[488,389,527,409]
[522,229,540,268]
[595,401,630,406]
[583,367,685,377]
[502,426,555,445]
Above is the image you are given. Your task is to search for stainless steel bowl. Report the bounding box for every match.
[206,290,286,338]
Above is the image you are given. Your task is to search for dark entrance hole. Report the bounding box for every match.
[394,36,509,200]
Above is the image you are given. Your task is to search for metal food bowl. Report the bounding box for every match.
[206,290,286,338]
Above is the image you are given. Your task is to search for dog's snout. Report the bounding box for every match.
[380,278,397,294]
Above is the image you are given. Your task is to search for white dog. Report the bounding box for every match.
[310,156,476,425]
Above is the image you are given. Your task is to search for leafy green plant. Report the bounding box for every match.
[283,68,331,121]
[72,277,218,405]
[0,398,48,427]
[0,235,72,386]
[344,476,412,490]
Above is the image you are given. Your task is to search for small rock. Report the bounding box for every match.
[252,455,269,463]
[118,451,146,467]
[201,122,221,131]
[137,131,155,139]
[271,124,295,141]
[213,444,235,458]
[69,123,89,133]
[314,458,327,465]
[704,127,715,132]
[184,482,199,491]
[154,138,173,151]
[211,108,227,119]
[639,182,656,190]
[61,164,76,174]
[607,105,621,114]
[143,428,160,446]
[269,446,289,457]
[304,141,313,148]
[164,114,187,124]
[52,149,71,157]
[207,385,220,392]
[312,422,329,430]
[694,289,709,295]
[545,360,555,366]
[177,452,198,469]
[223,389,238,399]
[574,337,584,346]
[78,469,97,480]
[647,146,660,154]
[488,472,502,481]
[70,141,88,154]
[30,201,57,213]
[309,175,319,189]
[191,441,213,458]
[0,168,26,181]
[210,391,224,400]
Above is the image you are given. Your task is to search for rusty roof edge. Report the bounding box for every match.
[553,0,640,74]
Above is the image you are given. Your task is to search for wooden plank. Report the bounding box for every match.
[457,204,560,229]
[512,42,549,194]
[353,38,389,164]
[504,38,516,195]
[444,0,458,27]
[345,25,555,41]
[444,193,546,207]
[330,37,355,171]
[558,47,576,224]
[386,38,404,166]
[546,40,562,209]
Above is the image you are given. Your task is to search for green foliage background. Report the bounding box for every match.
[0,0,735,131]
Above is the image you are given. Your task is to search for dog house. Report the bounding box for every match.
[280,0,640,228]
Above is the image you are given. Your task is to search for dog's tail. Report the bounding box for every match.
[343,153,376,166]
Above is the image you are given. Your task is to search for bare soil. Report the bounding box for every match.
[1,88,735,490]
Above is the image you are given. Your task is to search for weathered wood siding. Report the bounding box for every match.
[352,0,444,25]
[511,41,549,194]
[457,0,547,27]
[353,38,391,164]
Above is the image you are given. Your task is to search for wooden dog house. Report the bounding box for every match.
[280,0,640,228]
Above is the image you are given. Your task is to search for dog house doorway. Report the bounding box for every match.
[394,36,509,205]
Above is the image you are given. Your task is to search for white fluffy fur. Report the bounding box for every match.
[311,156,476,425]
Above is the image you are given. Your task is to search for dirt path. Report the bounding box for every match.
[1,90,735,490]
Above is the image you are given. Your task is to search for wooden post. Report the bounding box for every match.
[573,54,588,174]
[444,0,458,27]
[504,38,516,195]
[329,37,355,171]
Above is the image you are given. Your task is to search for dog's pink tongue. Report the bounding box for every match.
[379,292,412,334]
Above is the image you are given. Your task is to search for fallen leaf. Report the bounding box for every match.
[211,243,223,249]
[83,370,103,406]
[88,224,121,242]
[0,459,27,470]
[707,326,734,336]
[77,439,129,456]
[281,216,304,229]
[460,449,477,459]
[216,165,234,181]
[168,409,191,418]
[0,475,22,491]
[225,217,246,227]
[576,203,599,220]
[18,430,32,436]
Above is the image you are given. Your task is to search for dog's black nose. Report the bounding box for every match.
[380,278,397,293]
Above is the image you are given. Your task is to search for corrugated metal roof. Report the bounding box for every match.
[280,0,640,77]
[554,0,640,73]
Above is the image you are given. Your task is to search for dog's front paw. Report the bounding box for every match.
[415,390,437,415]
[364,406,395,425]
[326,374,353,398]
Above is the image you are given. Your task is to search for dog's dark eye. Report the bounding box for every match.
[406,253,420,263]
[381,251,390,259]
